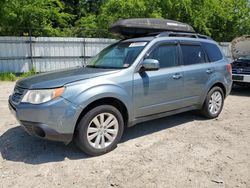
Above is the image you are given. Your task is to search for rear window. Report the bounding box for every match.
[201,42,223,62]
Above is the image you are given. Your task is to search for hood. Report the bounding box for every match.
[16,67,120,89]
[231,35,250,60]
[231,55,250,70]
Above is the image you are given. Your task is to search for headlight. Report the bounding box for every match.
[21,87,65,104]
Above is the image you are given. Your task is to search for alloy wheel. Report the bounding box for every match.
[87,113,119,149]
[208,91,222,115]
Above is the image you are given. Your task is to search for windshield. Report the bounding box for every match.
[86,41,147,69]
[239,55,250,60]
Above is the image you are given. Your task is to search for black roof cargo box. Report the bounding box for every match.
[109,18,195,37]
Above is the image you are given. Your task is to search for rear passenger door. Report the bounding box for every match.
[180,42,214,106]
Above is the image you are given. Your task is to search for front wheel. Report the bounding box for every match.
[201,86,224,119]
[75,105,124,156]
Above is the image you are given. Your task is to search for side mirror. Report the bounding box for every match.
[141,59,160,71]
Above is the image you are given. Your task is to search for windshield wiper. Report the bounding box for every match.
[85,65,123,69]
[85,65,100,68]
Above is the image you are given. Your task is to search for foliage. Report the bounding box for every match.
[0,0,249,41]
[0,67,37,81]
[19,67,36,78]
[0,73,17,81]
[0,0,73,36]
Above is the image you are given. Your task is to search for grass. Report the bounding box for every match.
[0,68,37,81]
[0,73,17,81]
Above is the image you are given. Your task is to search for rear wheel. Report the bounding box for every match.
[75,105,124,156]
[201,86,224,119]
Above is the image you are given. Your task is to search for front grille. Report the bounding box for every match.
[232,61,250,75]
[232,69,250,75]
[232,75,244,81]
[11,86,26,104]
[9,100,16,111]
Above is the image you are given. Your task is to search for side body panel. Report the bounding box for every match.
[133,67,184,117]
[63,69,134,123]
[182,63,216,106]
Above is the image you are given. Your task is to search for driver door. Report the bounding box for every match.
[133,42,184,118]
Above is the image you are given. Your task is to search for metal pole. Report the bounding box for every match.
[83,31,86,66]
[29,28,34,71]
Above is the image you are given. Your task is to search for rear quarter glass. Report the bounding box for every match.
[201,42,223,62]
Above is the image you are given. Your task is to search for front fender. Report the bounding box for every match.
[64,84,133,122]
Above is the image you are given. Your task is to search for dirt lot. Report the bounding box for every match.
[0,81,249,188]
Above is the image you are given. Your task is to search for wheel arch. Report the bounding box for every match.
[201,82,225,119]
[74,97,129,135]
[209,82,226,97]
[200,81,227,107]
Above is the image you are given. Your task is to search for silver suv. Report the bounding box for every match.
[9,29,232,156]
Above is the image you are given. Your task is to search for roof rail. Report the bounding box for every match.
[149,31,211,40]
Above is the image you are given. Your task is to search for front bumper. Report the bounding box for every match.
[8,96,82,144]
[232,74,250,83]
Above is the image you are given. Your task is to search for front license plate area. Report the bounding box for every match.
[233,75,244,81]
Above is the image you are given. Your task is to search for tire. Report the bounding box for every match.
[201,86,224,119]
[75,105,124,156]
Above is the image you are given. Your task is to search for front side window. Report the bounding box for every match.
[181,45,206,65]
[87,41,147,69]
[147,44,178,68]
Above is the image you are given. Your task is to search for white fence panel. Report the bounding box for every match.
[219,42,232,62]
[0,37,232,73]
[0,37,116,73]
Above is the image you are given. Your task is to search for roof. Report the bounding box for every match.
[121,31,212,43]
[123,37,155,42]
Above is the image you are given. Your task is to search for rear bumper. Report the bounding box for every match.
[226,82,232,97]
[8,96,82,144]
[232,74,250,83]
[224,75,233,97]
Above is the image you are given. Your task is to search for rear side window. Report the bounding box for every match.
[181,45,206,65]
[148,45,178,68]
[201,42,223,62]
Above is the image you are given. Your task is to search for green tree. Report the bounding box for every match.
[75,0,163,37]
[0,0,249,41]
[0,0,73,36]
[73,0,106,37]
[187,0,250,41]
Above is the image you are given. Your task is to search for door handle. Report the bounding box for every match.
[173,73,183,79]
[206,69,214,74]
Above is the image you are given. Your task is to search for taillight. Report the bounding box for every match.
[226,64,232,75]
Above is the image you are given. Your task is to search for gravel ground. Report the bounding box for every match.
[0,81,249,188]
